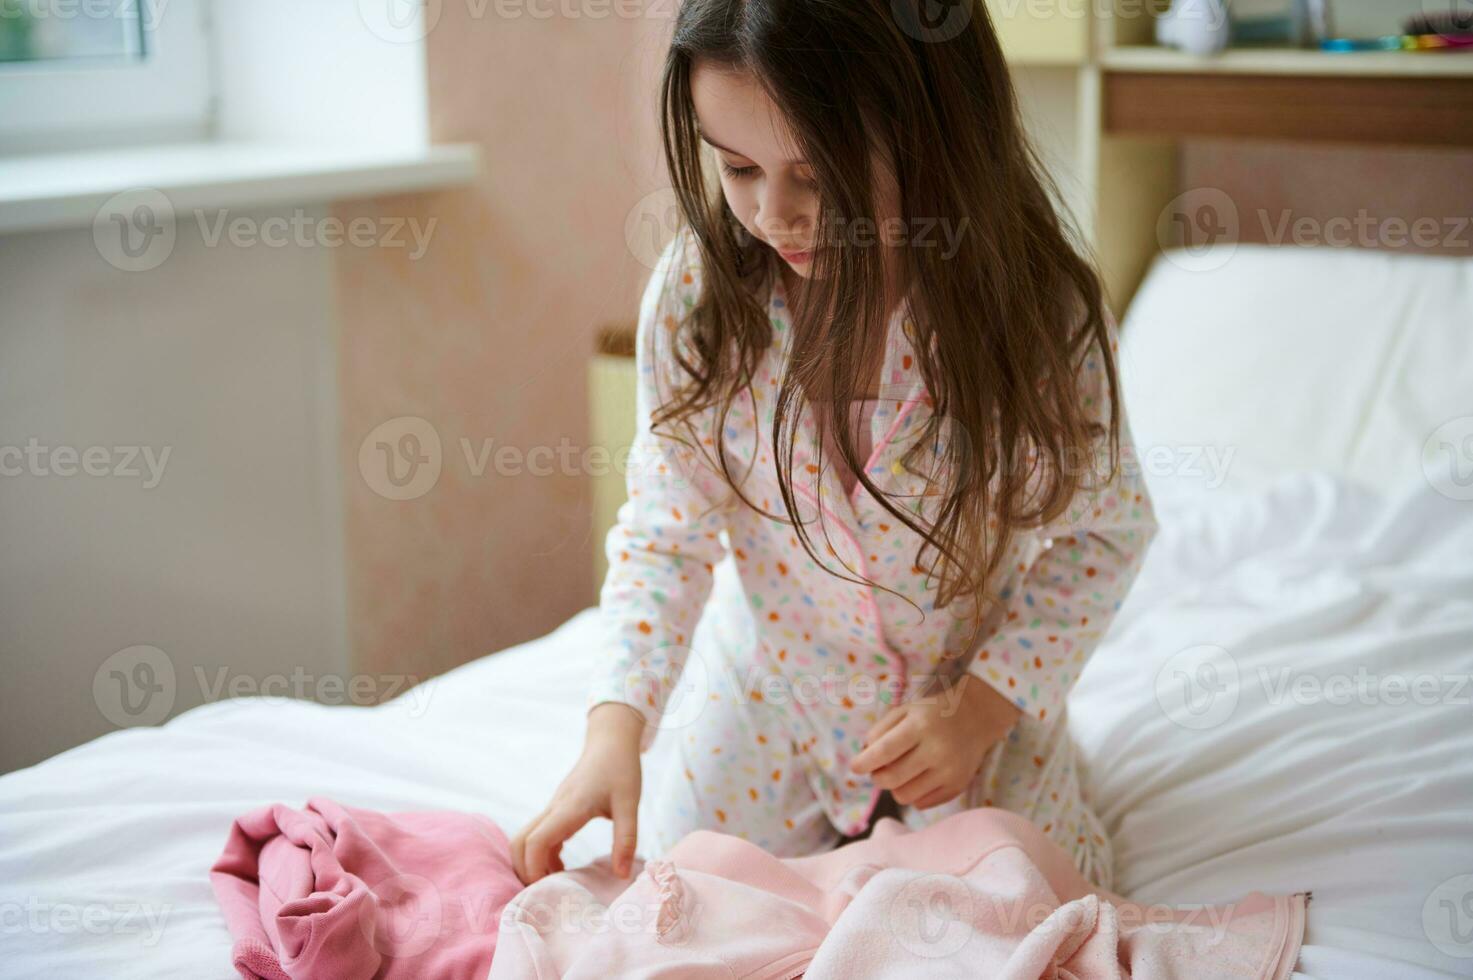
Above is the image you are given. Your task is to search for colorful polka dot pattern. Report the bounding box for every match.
[588,230,1159,851]
[636,668,1119,890]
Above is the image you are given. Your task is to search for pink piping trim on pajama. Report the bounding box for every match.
[791,392,926,835]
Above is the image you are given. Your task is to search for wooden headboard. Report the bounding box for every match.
[1092,45,1473,313]
[589,322,638,600]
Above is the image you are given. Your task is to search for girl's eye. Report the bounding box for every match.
[722,162,760,180]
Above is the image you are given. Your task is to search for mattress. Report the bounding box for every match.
[1,469,1469,978]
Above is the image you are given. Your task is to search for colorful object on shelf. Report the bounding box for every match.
[1317,33,1473,53]
[1314,8,1473,54]
[1403,10,1473,49]
[1318,36,1412,51]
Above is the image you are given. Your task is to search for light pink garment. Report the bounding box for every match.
[490,807,1307,980]
[210,798,521,980]
[817,396,882,497]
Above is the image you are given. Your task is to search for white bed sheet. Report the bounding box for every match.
[1,472,1470,979]
[1072,472,1473,979]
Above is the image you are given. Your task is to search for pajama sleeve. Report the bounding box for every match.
[964,317,1158,725]
[586,231,735,754]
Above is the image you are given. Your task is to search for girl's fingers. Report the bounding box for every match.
[893,770,944,807]
[610,791,639,879]
[872,746,929,795]
[851,718,916,774]
[909,782,957,810]
[861,706,905,748]
[525,806,586,883]
[509,805,552,884]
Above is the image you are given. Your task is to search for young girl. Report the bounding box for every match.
[511,0,1157,892]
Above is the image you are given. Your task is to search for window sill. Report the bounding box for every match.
[0,142,480,236]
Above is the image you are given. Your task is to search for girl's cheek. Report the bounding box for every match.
[725,187,759,241]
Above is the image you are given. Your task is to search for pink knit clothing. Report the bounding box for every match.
[490,807,1308,979]
[210,798,521,980]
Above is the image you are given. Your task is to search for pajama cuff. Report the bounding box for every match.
[585,686,661,755]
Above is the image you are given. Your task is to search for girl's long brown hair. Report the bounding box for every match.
[651,0,1122,656]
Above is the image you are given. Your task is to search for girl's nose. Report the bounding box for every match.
[756,177,815,246]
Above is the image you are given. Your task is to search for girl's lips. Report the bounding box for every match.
[778,248,813,263]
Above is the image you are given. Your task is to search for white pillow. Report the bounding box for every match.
[1118,245,1473,499]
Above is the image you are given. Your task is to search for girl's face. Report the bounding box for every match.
[690,61,902,285]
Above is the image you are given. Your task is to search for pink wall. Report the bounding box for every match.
[333,8,672,678]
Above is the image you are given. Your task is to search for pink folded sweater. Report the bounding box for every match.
[491,807,1308,979]
[210,798,522,980]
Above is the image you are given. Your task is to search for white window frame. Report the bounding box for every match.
[0,0,214,153]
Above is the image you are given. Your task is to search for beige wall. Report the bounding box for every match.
[333,8,672,678]
[0,210,348,773]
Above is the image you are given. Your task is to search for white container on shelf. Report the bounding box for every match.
[1156,0,1232,55]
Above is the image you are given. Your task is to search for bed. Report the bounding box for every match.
[2,244,1471,978]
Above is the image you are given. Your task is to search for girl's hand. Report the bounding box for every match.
[847,673,1021,809]
[510,702,644,886]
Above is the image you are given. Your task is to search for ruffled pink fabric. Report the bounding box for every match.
[489,808,1307,980]
[645,858,694,945]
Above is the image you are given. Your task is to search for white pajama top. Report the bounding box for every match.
[588,231,1159,839]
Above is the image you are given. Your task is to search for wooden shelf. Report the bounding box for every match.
[989,30,1473,309]
[1107,59,1473,145]
[1104,45,1473,78]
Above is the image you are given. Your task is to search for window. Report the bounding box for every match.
[1,0,146,63]
[0,0,214,153]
